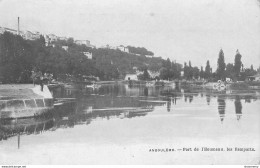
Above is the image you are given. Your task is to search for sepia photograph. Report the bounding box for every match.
[0,0,260,166]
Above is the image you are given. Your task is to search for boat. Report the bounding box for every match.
[203,80,227,90]
[85,83,100,89]
[0,85,54,119]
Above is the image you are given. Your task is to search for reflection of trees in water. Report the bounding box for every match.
[217,95,226,123]
[184,94,193,103]
[189,95,193,103]
[206,94,211,105]
[235,95,242,121]
[144,87,148,96]
[0,117,54,141]
[167,98,171,112]
[0,95,155,141]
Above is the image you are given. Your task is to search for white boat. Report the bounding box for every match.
[203,81,226,90]
[85,83,100,89]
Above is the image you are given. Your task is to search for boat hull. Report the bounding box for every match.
[0,98,54,119]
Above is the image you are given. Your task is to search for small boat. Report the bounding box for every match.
[85,83,100,89]
[0,85,54,119]
[204,81,226,90]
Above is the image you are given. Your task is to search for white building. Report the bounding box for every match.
[75,40,90,46]
[117,45,129,53]
[124,74,138,81]
[62,46,68,51]
[1,27,17,35]
[48,34,58,42]
[146,55,153,58]
[83,52,92,59]
[75,40,95,48]
[59,36,68,41]
[24,31,40,40]
[247,74,260,81]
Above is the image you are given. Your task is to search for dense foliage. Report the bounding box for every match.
[0,32,259,84]
[127,46,154,56]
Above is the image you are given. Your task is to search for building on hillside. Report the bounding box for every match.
[48,34,58,42]
[44,35,50,46]
[75,40,95,48]
[117,45,129,53]
[59,36,68,41]
[247,74,260,81]
[75,40,90,46]
[1,27,17,35]
[62,46,68,51]
[82,52,92,59]
[124,74,138,81]
[24,31,40,40]
[145,55,153,58]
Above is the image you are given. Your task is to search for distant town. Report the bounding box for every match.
[0,25,154,60]
[0,18,259,87]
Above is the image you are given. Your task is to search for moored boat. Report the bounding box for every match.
[0,85,54,119]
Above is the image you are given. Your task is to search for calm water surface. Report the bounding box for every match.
[0,84,260,164]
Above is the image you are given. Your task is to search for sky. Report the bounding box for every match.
[0,0,259,70]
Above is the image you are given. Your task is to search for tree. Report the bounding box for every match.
[216,49,226,80]
[200,66,204,79]
[193,66,200,79]
[159,67,168,80]
[138,68,150,80]
[205,60,211,80]
[226,63,235,79]
[183,62,189,79]
[234,49,242,79]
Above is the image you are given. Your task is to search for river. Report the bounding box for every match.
[0,83,260,164]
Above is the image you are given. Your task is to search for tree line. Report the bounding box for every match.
[0,32,259,83]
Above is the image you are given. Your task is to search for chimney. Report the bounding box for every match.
[17,17,20,35]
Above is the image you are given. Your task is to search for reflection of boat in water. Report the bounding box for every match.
[85,83,100,89]
[145,81,155,87]
[0,98,53,119]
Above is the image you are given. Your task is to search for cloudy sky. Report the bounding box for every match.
[0,0,259,70]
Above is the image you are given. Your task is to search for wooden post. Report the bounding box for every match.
[18,133,20,149]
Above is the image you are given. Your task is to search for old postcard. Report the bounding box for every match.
[0,0,259,166]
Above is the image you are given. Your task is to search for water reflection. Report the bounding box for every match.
[217,95,226,123]
[235,96,242,121]
[1,84,260,143]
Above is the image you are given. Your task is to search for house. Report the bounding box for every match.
[124,74,138,81]
[62,46,68,51]
[75,40,90,46]
[145,55,153,58]
[59,36,68,41]
[247,74,260,81]
[82,52,92,59]
[117,45,129,53]
[48,34,58,42]
[24,31,40,40]
[2,27,17,35]
[75,40,95,48]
